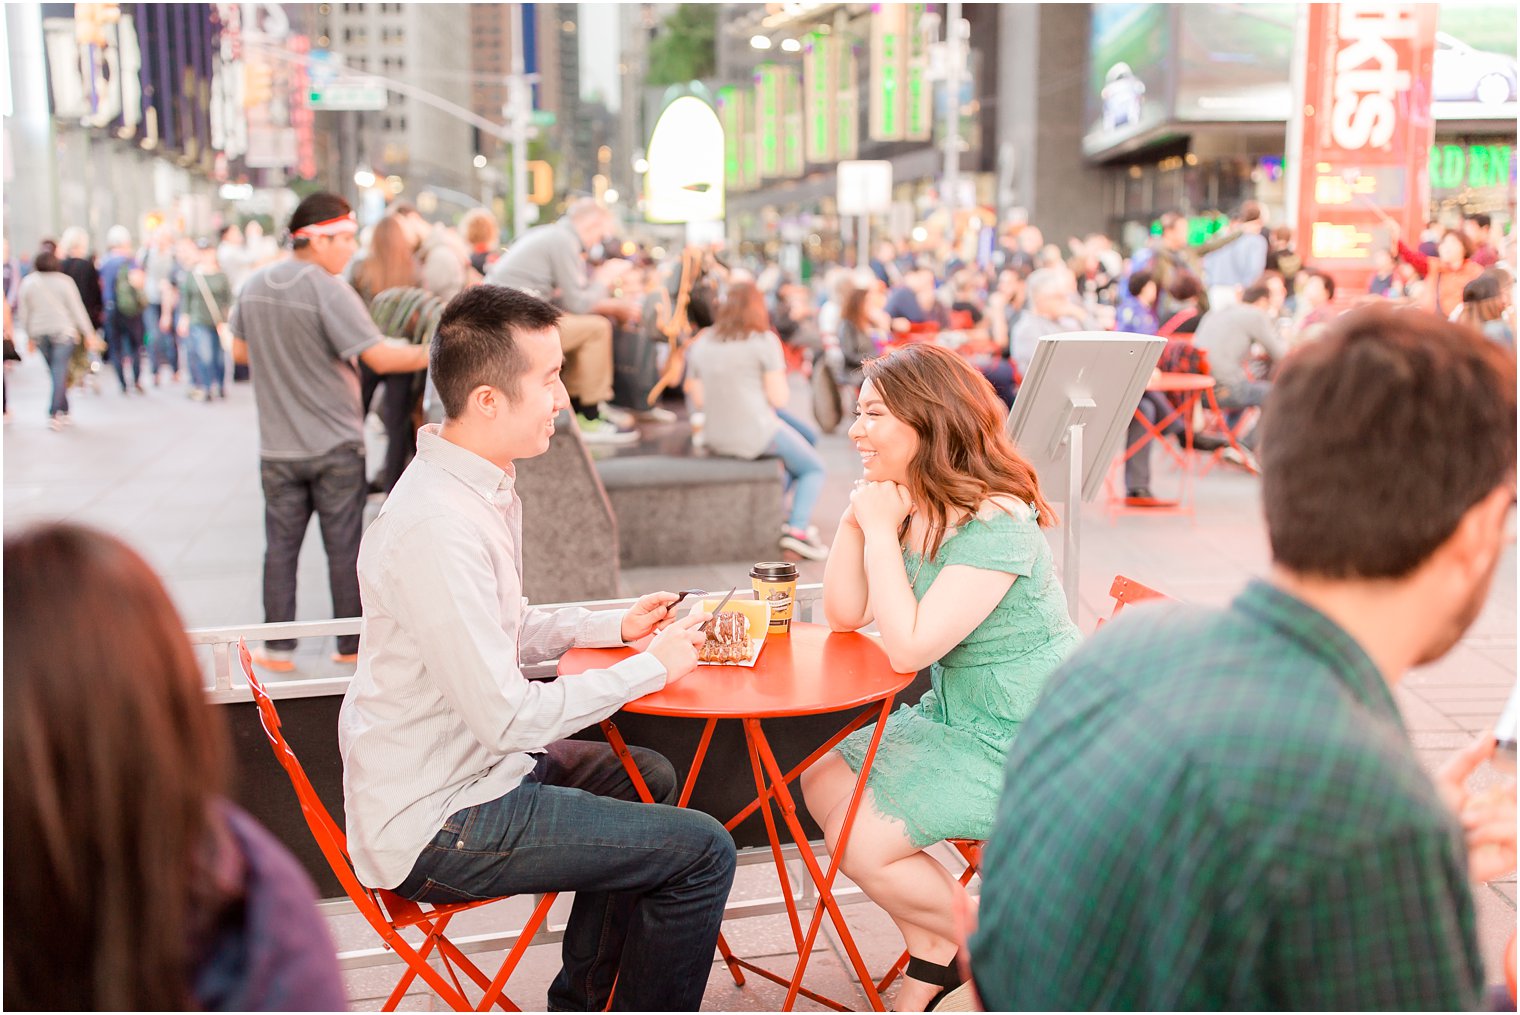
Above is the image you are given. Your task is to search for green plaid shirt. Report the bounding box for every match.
[970,580,1484,1010]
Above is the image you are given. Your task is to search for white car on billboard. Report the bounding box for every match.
[1433,31,1517,106]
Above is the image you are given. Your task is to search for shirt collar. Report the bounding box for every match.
[415,424,516,502]
[1233,578,1400,724]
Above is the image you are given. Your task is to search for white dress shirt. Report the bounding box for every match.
[339,425,667,889]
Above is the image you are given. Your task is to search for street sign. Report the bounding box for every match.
[837,160,893,216]
[307,48,388,111]
[310,81,388,111]
[530,109,556,127]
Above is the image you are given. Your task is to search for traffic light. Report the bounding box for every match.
[527,161,553,205]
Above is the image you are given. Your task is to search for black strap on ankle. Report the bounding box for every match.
[906,955,965,990]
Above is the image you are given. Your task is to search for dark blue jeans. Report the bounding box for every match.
[395,740,737,1012]
[106,308,144,390]
[34,335,73,417]
[259,443,367,654]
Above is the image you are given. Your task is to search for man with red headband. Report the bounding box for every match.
[230,192,429,671]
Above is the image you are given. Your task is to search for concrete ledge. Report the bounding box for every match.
[595,455,785,567]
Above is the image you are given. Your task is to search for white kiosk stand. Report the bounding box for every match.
[1005,332,1164,622]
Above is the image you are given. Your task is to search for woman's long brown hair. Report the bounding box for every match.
[842,285,872,331]
[711,282,772,341]
[4,524,231,1010]
[352,213,420,303]
[862,344,1057,561]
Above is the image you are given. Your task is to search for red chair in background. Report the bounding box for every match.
[1098,574,1172,629]
[238,640,558,1012]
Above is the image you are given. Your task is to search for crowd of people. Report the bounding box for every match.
[4,191,1517,1012]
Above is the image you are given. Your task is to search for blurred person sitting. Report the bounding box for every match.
[1010,267,1084,378]
[229,192,430,671]
[1296,269,1339,342]
[3,523,346,1011]
[807,344,1081,1011]
[970,306,1517,1010]
[176,239,234,402]
[1116,270,1161,336]
[885,263,949,333]
[986,267,1027,349]
[339,286,735,1012]
[1190,280,1288,454]
[16,248,98,430]
[1157,271,1207,337]
[1465,212,1499,268]
[838,276,889,389]
[685,282,831,560]
[458,207,501,276]
[1265,224,1302,295]
[871,238,904,288]
[948,267,988,330]
[98,225,147,394]
[1456,270,1515,349]
[486,198,640,443]
[1200,200,1270,309]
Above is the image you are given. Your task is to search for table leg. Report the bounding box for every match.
[724,705,878,830]
[745,723,805,948]
[747,699,895,1012]
[599,718,746,987]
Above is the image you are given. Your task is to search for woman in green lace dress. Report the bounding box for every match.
[802,344,1082,1011]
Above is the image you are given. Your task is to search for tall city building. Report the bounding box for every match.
[470,4,517,161]
[309,2,475,214]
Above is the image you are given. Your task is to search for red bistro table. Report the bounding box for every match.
[1107,371,1217,518]
[558,623,915,1011]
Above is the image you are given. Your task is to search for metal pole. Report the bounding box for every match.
[1064,421,1083,624]
[509,2,529,239]
[857,214,869,273]
[942,0,963,217]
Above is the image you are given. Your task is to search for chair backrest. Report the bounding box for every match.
[237,640,404,936]
[1099,574,1171,629]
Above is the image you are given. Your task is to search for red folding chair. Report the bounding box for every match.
[1097,574,1172,631]
[874,838,983,995]
[238,639,557,1012]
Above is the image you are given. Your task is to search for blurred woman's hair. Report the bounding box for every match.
[710,281,772,341]
[32,249,61,273]
[862,344,1057,562]
[459,207,500,249]
[4,523,231,1010]
[351,213,419,303]
[1168,271,1204,304]
[1457,270,1510,327]
[842,284,872,331]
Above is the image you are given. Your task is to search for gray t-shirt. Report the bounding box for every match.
[684,329,785,460]
[229,259,383,460]
[1191,303,1286,390]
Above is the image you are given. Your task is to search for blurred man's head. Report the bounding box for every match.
[565,198,612,251]
[106,225,133,252]
[1301,270,1335,308]
[1026,268,1077,319]
[1127,271,1157,308]
[1464,212,1492,247]
[1018,226,1045,256]
[1260,307,1516,664]
[1159,213,1188,250]
[1259,270,1288,315]
[1238,200,1267,232]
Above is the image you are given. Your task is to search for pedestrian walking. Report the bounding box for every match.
[15,249,98,429]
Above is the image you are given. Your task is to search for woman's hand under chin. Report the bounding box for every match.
[851,480,913,534]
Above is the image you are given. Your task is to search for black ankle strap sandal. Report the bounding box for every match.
[905,955,968,1011]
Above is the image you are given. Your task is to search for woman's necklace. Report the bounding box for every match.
[904,514,930,588]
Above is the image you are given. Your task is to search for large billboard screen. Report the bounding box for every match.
[1085,3,1516,158]
[1083,3,1170,157]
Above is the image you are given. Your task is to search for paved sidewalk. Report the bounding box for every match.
[4,357,1514,1008]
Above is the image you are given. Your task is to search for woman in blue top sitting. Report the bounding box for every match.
[803,344,1082,1010]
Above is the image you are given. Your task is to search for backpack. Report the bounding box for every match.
[114,265,145,317]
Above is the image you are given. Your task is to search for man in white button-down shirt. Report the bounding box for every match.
[339,285,736,1011]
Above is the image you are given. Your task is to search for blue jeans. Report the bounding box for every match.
[106,308,144,390]
[146,304,177,377]
[1124,391,1186,492]
[188,324,223,395]
[34,335,73,417]
[259,444,367,655]
[766,415,826,532]
[395,740,736,1012]
[1214,379,1272,450]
